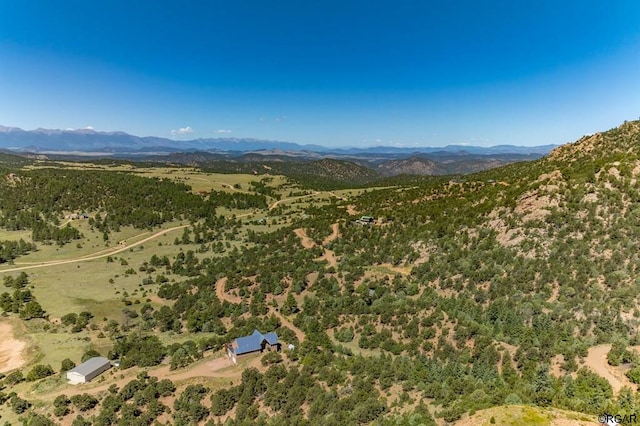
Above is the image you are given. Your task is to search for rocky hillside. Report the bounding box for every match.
[326,119,640,420]
[547,120,640,163]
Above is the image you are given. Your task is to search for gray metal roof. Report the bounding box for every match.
[68,357,111,376]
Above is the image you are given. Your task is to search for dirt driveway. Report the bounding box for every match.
[584,344,636,393]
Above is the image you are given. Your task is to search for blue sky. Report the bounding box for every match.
[1,1,639,147]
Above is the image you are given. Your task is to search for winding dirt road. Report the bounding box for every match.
[294,228,315,249]
[294,225,339,268]
[215,277,305,342]
[215,277,242,304]
[267,304,305,343]
[323,223,340,245]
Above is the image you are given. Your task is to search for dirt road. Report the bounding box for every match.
[215,277,242,304]
[269,192,320,211]
[294,226,338,268]
[0,225,188,274]
[294,228,315,249]
[267,305,305,343]
[323,223,340,245]
[214,275,305,343]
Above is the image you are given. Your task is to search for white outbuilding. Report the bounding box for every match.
[66,357,111,384]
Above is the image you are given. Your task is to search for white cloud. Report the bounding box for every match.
[84,126,94,130]
[215,129,232,134]
[170,126,194,137]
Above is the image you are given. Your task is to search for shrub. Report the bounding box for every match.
[81,349,102,363]
[626,366,640,384]
[70,393,98,411]
[261,351,283,366]
[60,358,76,372]
[54,394,71,417]
[335,327,355,343]
[4,370,24,385]
[26,364,54,381]
[61,313,78,326]
[10,394,31,414]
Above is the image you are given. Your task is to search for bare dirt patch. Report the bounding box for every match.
[583,344,637,393]
[535,169,563,183]
[486,210,523,248]
[547,282,560,303]
[0,321,27,373]
[550,354,565,378]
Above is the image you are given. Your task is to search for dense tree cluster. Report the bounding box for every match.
[0,238,36,263]
[0,273,46,319]
[0,167,269,251]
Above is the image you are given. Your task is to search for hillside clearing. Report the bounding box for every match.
[454,405,595,426]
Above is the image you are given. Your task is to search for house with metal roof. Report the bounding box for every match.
[66,357,111,384]
[227,329,280,364]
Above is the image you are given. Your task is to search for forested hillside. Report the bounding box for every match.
[1,120,640,425]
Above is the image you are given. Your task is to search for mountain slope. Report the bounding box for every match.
[322,119,640,419]
[547,120,640,163]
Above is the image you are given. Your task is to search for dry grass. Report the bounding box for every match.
[454,405,595,426]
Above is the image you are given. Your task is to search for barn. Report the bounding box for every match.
[66,357,111,384]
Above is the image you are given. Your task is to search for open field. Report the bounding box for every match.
[25,162,291,196]
[0,228,32,241]
[0,222,194,321]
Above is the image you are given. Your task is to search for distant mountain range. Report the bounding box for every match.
[0,125,556,156]
[0,125,558,177]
